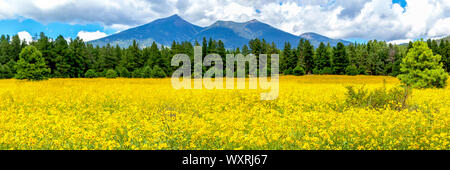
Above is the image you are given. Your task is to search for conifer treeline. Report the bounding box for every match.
[0,32,449,78]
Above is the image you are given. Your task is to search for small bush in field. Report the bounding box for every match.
[345,85,409,110]
[105,69,118,79]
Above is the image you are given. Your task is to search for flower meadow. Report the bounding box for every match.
[0,76,448,150]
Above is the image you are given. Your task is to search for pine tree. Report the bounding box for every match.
[148,42,162,67]
[202,37,208,58]
[36,33,57,76]
[10,35,22,61]
[439,40,449,72]
[398,41,448,88]
[242,45,249,56]
[332,42,348,75]
[15,46,50,80]
[283,42,296,71]
[68,37,85,77]
[303,39,314,74]
[314,42,331,72]
[0,35,11,65]
[53,35,70,77]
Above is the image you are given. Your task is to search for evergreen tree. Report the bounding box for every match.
[35,32,57,76]
[10,35,22,61]
[217,40,226,58]
[242,45,249,56]
[284,42,296,71]
[439,40,449,72]
[0,64,13,78]
[67,37,85,77]
[202,37,208,57]
[146,42,161,67]
[314,42,331,73]
[151,65,166,78]
[303,40,314,74]
[15,46,50,80]
[332,42,348,75]
[249,39,262,55]
[53,35,70,77]
[122,40,141,72]
[398,41,448,88]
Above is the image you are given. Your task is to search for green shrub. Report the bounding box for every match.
[85,69,97,78]
[0,64,14,79]
[142,66,153,78]
[293,66,305,76]
[345,65,359,76]
[115,66,130,78]
[345,85,409,110]
[320,67,334,75]
[151,66,167,78]
[313,68,321,75]
[283,68,293,75]
[130,69,140,78]
[105,69,118,79]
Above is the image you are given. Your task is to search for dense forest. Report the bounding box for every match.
[0,32,449,79]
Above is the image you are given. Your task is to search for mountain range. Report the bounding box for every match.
[89,14,351,49]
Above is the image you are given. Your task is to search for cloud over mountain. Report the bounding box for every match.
[0,0,449,42]
[89,15,350,49]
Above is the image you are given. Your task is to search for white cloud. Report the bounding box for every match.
[0,0,449,41]
[106,24,133,33]
[428,18,450,38]
[77,31,108,41]
[388,39,413,45]
[17,31,33,43]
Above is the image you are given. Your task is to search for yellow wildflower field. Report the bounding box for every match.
[0,76,448,150]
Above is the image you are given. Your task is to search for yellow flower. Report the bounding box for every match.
[0,76,447,150]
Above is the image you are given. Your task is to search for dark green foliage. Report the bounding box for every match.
[345,86,408,110]
[105,69,118,79]
[0,32,446,79]
[293,65,305,76]
[15,46,50,80]
[151,65,166,78]
[131,68,144,78]
[320,67,334,75]
[398,41,448,88]
[116,66,130,78]
[345,65,359,76]
[142,66,153,78]
[53,35,70,77]
[283,42,296,71]
[314,42,331,72]
[301,39,314,74]
[0,64,14,78]
[283,68,293,75]
[332,42,348,75]
[85,69,97,78]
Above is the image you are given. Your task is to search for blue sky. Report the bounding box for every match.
[0,0,448,44]
[0,18,117,39]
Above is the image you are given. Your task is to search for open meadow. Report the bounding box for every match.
[0,76,448,150]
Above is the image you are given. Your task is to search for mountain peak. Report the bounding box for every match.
[90,15,351,49]
[247,19,261,23]
[150,14,197,28]
[168,14,181,19]
[161,14,185,21]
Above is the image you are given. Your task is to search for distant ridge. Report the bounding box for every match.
[89,14,351,49]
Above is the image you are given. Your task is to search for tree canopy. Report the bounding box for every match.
[0,32,448,81]
[398,41,448,88]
